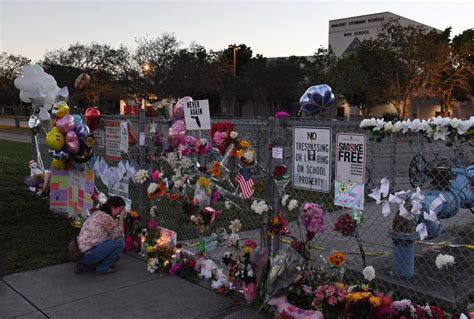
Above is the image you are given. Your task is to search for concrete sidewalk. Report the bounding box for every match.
[0,254,271,319]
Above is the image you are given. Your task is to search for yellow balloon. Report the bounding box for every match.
[52,158,66,170]
[53,101,70,119]
[46,126,65,151]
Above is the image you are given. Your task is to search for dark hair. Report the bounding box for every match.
[100,196,126,215]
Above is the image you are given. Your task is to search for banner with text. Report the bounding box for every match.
[293,127,332,192]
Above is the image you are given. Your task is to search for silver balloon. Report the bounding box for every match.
[28,114,41,134]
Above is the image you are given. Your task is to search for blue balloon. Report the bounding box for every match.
[75,123,91,140]
[299,84,335,116]
[73,114,83,125]
[49,148,69,160]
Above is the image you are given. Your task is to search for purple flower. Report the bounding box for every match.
[275,111,290,119]
[300,203,325,236]
[169,263,183,275]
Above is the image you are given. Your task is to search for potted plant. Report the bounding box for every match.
[390,214,418,278]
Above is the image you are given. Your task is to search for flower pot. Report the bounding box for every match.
[390,231,419,278]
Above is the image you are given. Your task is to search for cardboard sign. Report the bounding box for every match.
[49,170,69,213]
[335,133,366,184]
[184,99,211,130]
[293,127,332,192]
[105,120,121,161]
[68,169,95,219]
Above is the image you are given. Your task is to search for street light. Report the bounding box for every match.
[228,44,244,116]
[142,63,152,110]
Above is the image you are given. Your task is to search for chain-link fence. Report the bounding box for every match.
[38,113,473,311]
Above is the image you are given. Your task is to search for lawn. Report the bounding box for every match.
[0,140,78,275]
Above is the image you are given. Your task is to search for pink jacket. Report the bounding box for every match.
[77,211,123,253]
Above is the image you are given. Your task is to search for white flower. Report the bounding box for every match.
[392,121,402,133]
[363,266,375,281]
[401,120,412,134]
[372,118,385,131]
[251,200,269,215]
[457,120,472,135]
[181,156,193,169]
[410,119,428,132]
[360,118,376,129]
[450,118,462,128]
[227,233,240,247]
[433,125,450,141]
[228,219,242,234]
[147,182,158,194]
[230,131,238,139]
[134,169,149,184]
[435,254,455,269]
[288,199,298,211]
[98,193,108,205]
[149,205,158,218]
[190,215,197,222]
[426,125,434,138]
[173,179,184,189]
[281,194,290,206]
[383,121,394,133]
[147,258,159,273]
[431,116,450,127]
[224,201,232,209]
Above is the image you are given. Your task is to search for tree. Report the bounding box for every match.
[425,28,474,113]
[42,42,134,113]
[307,47,338,86]
[0,53,31,114]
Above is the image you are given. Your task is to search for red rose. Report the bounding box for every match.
[187,259,196,269]
[273,165,288,177]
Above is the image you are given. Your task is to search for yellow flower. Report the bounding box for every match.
[146,245,155,253]
[236,150,244,158]
[130,211,139,218]
[369,296,382,308]
[243,246,253,254]
[346,292,372,302]
[239,140,251,148]
[197,177,212,194]
[335,282,345,290]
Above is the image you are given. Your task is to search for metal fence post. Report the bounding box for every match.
[139,109,146,218]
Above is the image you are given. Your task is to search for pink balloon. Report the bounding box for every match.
[168,120,186,147]
[66,131,80,154]
[173,97,192,120]
[56,114,76,134]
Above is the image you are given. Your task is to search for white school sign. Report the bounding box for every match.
[292,127,332,192]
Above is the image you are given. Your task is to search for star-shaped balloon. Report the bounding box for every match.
[55,86,69,103]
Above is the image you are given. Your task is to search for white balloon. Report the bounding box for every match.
[44,88,59,106]
[38,108,51,121]
[43,75,57,90]
[21,65,37,77]
[19,90,32,103]
[14,77,35,92]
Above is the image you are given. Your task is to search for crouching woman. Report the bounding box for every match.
[76,196,126,274]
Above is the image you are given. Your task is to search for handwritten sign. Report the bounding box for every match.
[184,99,211,130]
[293,127,332,192]
[105,120,121,161]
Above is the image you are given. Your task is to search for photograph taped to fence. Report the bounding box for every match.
[293,127,332,192]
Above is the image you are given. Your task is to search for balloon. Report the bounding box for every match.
[46,126,65,151]
[38,108,51,121]
[71,145,93,163]
[29,88,47,108]
[55,86,69,102]
[28,114,41,134]
[85,107,101,131]
[73,114,83,125]
[168,120,186,147]
[52,101,70,118]
[173,97,192,120]
[56,114,76,134]
[52,158,67,170]
[299,84,335,116]
[75,123,91,140]
[19,91,32,103]
[74,73,91,90]
[66,131,80,154]
[49,148,69,160]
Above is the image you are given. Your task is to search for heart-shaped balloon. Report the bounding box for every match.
[85,107,101,131]
[210,122,234,155]
[71,145,93,163]
[168,120,186,147]
[75,123,91,140]
[66,131,80,154]
[56,114,76,134]
[173,97,192,120]
[46,126,65,151]
[299,84,335,116]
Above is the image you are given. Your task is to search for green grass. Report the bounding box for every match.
[0,140,78,275]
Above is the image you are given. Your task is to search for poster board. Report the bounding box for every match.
[105,120,121,161]
[292,127,332,192]
[68,169,95,219]
[49,170,69,212]
[183,99,211,130]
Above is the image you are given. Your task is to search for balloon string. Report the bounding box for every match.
[34,135,45,170]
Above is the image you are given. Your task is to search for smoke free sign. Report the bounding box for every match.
[335,133,366,184]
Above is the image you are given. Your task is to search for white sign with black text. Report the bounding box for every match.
[184,99,211,130]
[335,133,366,184]
[293,127,332,192]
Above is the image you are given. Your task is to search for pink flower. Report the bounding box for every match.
[147,219,159,230]
[151,169,161,181]
[244,239,257,249]
[325,285,336,297]
[327,296,338,306]
[275,111,290,119]
[213,131,228,146]
[301,203,325,235]
[212,191,221,204]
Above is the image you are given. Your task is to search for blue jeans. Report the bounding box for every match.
[79,238,124,273]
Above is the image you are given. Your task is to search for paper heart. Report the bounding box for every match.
[210,122,234,155]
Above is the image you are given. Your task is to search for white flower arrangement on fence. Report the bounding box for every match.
[359,116,474,142]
